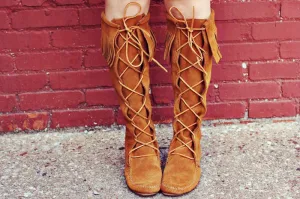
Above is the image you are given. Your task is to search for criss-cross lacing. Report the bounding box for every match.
[114,2,167,159]
[168,6,208,161]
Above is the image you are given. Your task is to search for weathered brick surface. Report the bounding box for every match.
[0,11,10,29]
[0,0,19,7]
[249,101,297,118]
[0,32,50,50]
[51,109,114,128]
[0,112,49,132]
[0,0,299,132]
[16,51,82,71]
[19,91,85,110]
[12,9,78,29]
[219,82,281,100]
[0,55,14,72]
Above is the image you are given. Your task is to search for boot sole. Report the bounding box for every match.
[133,191,158,197]
[162,191,190,197]
[162,192,191,197]
[161,188,195,197]
[161,181,199,196]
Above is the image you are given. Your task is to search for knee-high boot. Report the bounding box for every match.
[100,3,166,196]
[161,7,222,195]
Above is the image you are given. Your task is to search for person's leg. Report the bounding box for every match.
[101,0,163,196]
[105,0,150,21]
[164,0,211,19]
[161,0,222,196]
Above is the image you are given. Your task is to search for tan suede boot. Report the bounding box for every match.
[100,3,166,196]
[161,7,222,196]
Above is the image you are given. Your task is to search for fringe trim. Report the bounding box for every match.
[101,32,117,68]
[100,23,156,67]
[207,23,222,64]
[147,29,157,62]
[164,30,176,61]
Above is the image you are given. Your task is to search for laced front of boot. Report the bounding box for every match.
[166,6,209,162]
[101,2,167,159]
[101,2,166,195]
[161,6,222,195]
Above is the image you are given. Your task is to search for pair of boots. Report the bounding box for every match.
[101,2,221,196]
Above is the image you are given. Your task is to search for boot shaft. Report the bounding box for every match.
[164,7,222,162]
[100,7,160,164]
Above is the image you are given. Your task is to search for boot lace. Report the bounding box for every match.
[115,2,167,158]
[168,6,207,160]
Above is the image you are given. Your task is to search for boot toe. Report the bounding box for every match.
[125,171,161,195]
[161,172,200,196]
[161,158,201,196]
[125,158,162,195]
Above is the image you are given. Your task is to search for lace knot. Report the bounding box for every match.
[125,26,132,33]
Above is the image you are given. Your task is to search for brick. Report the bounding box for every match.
[220,43,279,62]
[79,7,102,26]
[0,95,16,112]
[12,9,78,29]
[0,11,9,29]
[205,102,246,119]
[281,1,300,18]
[49,70,112,90]
[151,26,167,44]
[280,41,300,59]
[0,32,50,50]
[150,66,172,85]
[52,29,101,48]
[211,64,245,82]
[0,112,49,132]
[22,0,46,6]
[0,55,14,72]
[116,105,173,125]
[151,48,168,66]
[150,4,166,23]
[16,51,82,71]
[219,82,281,100]
[151,85,217,104]
[152,86,173,104]
[55,0,84,5]
[19,91,84,111]
[213,2,279,20]
[282,81,300,97]
[249,62,300,80]
[252,22,300,40]
[51,109,114,128]
[152,106,173,123]
[217,22,251,42]
[0,73,47,93]
[85,49,107,68]
[0,0,297,125]
[86,88,118,106]
[0,0,19,7]
[116,108,125,125]
[88,0,102,4]
[207,85,218,102]
[249,101,296,118]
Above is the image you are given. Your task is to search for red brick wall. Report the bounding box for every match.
[0,0,299,132]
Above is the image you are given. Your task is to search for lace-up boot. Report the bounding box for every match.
[161,7,222,196]
[100,3,167,196]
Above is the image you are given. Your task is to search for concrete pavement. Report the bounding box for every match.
[0,121,299,198]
